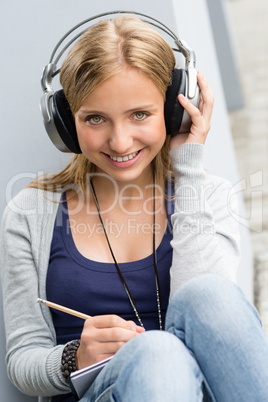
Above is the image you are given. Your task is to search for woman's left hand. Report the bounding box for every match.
[169,71,214,150]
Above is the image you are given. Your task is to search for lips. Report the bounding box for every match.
[109,150,140,162]
[103,149,144,168]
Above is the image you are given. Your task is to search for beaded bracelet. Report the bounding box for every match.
[61,340,80,379]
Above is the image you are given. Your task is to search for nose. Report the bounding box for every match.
[108,123,133,154]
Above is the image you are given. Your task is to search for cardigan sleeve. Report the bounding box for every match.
[169,143,241,299]
[0,189,70,397]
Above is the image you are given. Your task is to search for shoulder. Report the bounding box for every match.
[3,187,62,217]
[1,188,62,252]
[1,188,62,235]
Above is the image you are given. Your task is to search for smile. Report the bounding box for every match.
[109,151,140,162]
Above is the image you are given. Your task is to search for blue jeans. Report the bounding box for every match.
[80,274,268,401]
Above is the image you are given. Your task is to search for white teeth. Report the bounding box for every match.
[110,151,139,162]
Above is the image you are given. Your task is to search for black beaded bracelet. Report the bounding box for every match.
[61,340,80,379]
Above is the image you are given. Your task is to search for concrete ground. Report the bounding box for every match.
[227,0,268,332]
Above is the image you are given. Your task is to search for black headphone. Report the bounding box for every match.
[40,11,200,154]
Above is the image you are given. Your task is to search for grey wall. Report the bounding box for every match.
[171,0,252,302]
[0,1,252,401]
[206,0,244,110]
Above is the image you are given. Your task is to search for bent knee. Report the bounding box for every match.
[123,330,198,371]
[129,330,179,356]
[171,274,242,307]
[166,274,255,331]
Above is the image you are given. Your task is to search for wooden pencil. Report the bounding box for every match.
[37,298,91,320]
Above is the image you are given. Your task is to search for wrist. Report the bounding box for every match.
[61,339,80,379]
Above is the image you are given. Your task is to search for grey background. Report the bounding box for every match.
[0,0,250,400]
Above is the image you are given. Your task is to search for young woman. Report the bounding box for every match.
[1,14,268,402]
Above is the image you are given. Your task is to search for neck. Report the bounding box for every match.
[92,167,155,200]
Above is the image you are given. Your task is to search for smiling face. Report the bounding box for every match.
[74,67,166,184]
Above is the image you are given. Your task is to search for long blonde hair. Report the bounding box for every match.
[30,14,176,192]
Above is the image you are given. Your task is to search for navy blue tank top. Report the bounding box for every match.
[47,189,174,345]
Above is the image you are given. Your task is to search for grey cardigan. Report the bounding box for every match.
[0,144,240,401]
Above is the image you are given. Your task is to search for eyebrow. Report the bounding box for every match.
[77,104,158,116]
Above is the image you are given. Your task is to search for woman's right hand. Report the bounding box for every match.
[169,71,214,150]
[76,315,145,369]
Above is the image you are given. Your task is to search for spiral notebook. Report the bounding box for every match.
[68,356,113,400]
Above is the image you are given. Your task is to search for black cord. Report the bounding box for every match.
[89,173,163,330]
[90,179,144,328]
[152,170,163,330]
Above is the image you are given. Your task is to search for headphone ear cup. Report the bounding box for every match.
[164,69,186,136]
[52,90,82,154]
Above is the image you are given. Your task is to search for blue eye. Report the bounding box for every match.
[134,112,146,120]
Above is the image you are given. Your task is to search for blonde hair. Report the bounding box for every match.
[30,14,176,192]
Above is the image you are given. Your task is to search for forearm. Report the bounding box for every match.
[0,201,70,396]
[169,143,240,299]
[6,344,67,397]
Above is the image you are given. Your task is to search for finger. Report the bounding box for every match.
[79,325,137,368]
[127,320,145,333]
[94,340,127,354]
[87,339,128,363]
[86,314,136,331]
[85,339,126,357]
[95,326,139,343]
[197,71,214,122]
[198,92,204,115]
[77,339,122,368]
[135,325,146,333]
[178,94,203,127]
[82,318,139,344]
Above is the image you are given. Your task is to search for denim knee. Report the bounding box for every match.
[112,330,204,401]
[165,274,261,336]
[122,330,180,361]
[114,330,200,380]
